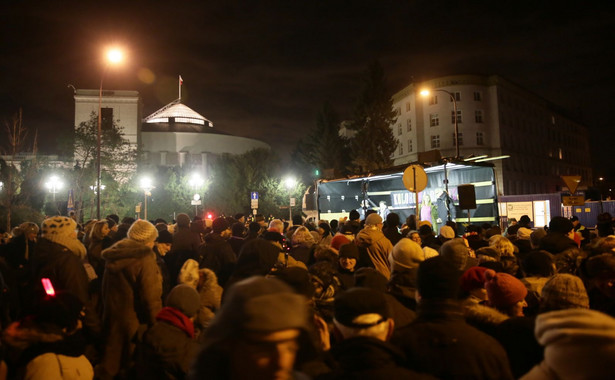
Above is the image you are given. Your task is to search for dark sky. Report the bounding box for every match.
[1,1,614,176]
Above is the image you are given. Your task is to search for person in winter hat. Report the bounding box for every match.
[355,213,393,279]
[521,309,615,379]
[540,273,589,313]
[484,269,528,317]
[189,276,314,380]
[97,219,162,379]
[2,291,93,380]
[40,216,86,259]
[136,284,201,380]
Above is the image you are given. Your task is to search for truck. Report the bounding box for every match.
[312,161,499,232]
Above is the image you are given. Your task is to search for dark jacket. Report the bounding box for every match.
[198,233,236,287]
[30,238,101,337]
[391,299,513,380]
[383,227,403,247]
[539,233,576,254]
[318,336,433,380]
[171,227,201,255]
[136,309,200,380]
[98,239,162,378]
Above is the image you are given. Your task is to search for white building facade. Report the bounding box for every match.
[390,75,592,195]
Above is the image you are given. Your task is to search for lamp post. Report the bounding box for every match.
[189,173,204,218]
[140,177,154,220]
[97,47,124,220]
[420,88,459,159]
[285,177,297,223]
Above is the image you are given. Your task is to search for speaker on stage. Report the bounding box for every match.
[458,184,476,210]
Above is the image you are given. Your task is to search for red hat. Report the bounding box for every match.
[460,266,489,292]
[484,269,527,308]
[331,234,351,251]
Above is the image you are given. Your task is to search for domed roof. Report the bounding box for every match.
[143,100,213,127]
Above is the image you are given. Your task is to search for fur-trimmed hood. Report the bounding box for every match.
[3,321,64,350]
[102,239,155,272]
[462,298,509,327]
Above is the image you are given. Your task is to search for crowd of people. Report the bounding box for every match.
[0,208,614,379]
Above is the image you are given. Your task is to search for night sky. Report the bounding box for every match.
[1,1,614,178]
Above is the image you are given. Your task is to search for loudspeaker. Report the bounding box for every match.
[458,184,476,210]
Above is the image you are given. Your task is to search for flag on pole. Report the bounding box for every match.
[179,75,183,100]
[179,75,183,85]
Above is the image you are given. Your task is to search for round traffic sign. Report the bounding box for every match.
[402,165,428,193]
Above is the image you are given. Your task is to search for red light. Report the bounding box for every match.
[207,213,213,219]
[41,278,55,296]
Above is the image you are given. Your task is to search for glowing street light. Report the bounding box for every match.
[140,177,154,220]
[44,175,63,201]
[96,46,125,220]
[421,88,460,159]
[189,173,204,217]
[285,177,297,223]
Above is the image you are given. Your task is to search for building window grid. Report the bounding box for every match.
[453,132,463,146]
[429,95,438,105]
[405,102,411,112]
[431,135,440,148]
[451,110,462,124]
[473,91,482,101]
[406,119,412,132]
[397,124,402,136]
[430,113,439,127]
[449,92,461,102]
[476,132,484,145]
[399,143,403,155]
[408,139,413,152]
[475,110,483,123]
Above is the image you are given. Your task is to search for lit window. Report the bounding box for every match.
[476,132,484,145]
[474,91,482,101]
[406,119,412,131]
[430,114,439,127]
[475,110,483,123]
[451,110,462,124]
[431,135,440,148]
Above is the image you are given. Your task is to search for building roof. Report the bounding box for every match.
[143,99,213,127]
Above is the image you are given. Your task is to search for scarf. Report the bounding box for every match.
[156,307,195,338]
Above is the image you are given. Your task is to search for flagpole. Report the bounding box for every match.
[179,75,182,100]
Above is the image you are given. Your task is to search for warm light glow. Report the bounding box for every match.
[44,175,63,192]
[189,173,204,189]
[285,177,297,190]
[420,89,430,96]
[106,48,124,64]
[140,177,153,191]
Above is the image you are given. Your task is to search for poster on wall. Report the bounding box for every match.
[506,202,533,222]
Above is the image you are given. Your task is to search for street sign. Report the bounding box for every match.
[402,165,428,193]
[250,191,259,209]
[562,195,585,206]
[191,199,202,205]
[251,192,259,200]
[561,176,582,194]
[290,197,296,206]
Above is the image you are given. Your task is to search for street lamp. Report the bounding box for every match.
[140,177,154,220]
[420,88,460,159]
[97,47,124,220]
[189,173,204,217]
[44,175,63,202]
[285,177,297,223]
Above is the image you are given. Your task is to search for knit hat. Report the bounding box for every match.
[417,256,461,300]
[541,274,589,312]
[338,243,360,260]
[439,225,455,239]
[41,216,77,248]
[166,284,201,317]
[440,238,470,271]
[460,266,489,292]
[517,227,532,240]
[334,287,391,328]
[212,217,230,234]
[484,269,527,308]
[207,276,308,338]
[176,213,191,228]
[390,238,424,272]
[156,229,173,244]
[331,234,351,251]
[127,220,158,244]
[533,309,615,379]
[365,213,383,226]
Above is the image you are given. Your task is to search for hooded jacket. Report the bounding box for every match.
[356,226,393,279]
[98,239,162,378]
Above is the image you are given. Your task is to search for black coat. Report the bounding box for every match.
[198,233,236,287]
[391,299,513,380]
[317,336,433,380]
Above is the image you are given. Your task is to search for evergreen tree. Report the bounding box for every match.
[293,101,349,179]
[348,61,398,173]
